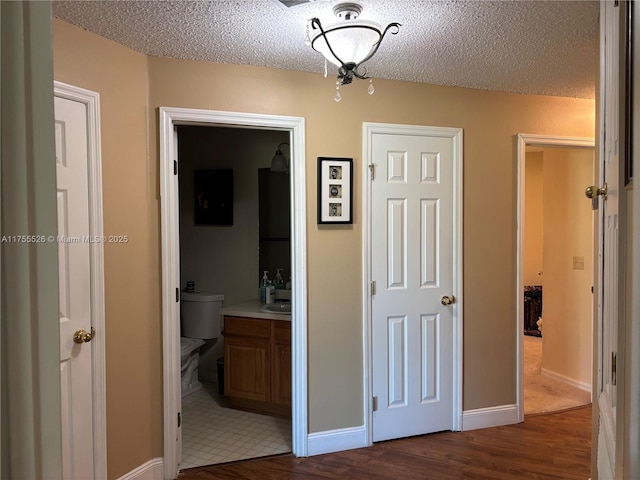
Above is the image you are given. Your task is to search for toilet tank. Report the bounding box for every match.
[180,292,224,339]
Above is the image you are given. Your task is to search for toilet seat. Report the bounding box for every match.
[180,337,205,364]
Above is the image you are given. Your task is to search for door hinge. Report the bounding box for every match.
[369,164,375,180]
[612,352,617,386]
[174,160,178,175]
[372,396,378,412]
[176,287,180,303]
[371,281,376,296]
[178,412,181,428]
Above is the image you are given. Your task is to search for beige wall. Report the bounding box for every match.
[541,148,594,386]
[53,19,596,478]
[524,152,544,287]
[52,20,160,479]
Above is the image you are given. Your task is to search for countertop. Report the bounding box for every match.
[221,300,291,321]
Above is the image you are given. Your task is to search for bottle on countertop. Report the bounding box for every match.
[274,269,284,290]
[260,270,269,303]
[266,281,275,304]
[285,276,292,290]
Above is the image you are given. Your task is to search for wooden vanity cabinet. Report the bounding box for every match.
[223,316,291,417]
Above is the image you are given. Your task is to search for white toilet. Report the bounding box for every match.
[180,292,224,397]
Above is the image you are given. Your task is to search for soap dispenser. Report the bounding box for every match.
[260,271,269,303]
[274,269,284,290]
[265,281,275,304]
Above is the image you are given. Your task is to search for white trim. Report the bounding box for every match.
[116,458,164,480]
[540,367,592,392]
[362,122,464,446]
[54,81,107,480]
[597,419,615,480]
[307,426,367,456]
[515,134,595,423]
[462,404,519,431]
[159,107,308,479]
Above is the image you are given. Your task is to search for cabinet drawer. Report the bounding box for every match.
[224,316,271,338]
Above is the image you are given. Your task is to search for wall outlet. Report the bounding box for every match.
[573,256,585,270]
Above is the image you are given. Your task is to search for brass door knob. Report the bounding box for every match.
[73,327,95,344]
[441,295,455,306]
[585,183,607,200]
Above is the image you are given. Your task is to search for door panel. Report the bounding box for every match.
[55,95,95,479]
[598,1,621,476]
[225,339,270,402]
[371,132,456,442]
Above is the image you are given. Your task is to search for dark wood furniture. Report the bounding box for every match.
[223,315,291,417]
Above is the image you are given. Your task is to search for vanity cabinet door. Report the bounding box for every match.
[272,320,291,407]
[224,337,270,402]
[272,343,291,407]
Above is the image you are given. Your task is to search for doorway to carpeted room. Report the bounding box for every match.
[523,336,591,415]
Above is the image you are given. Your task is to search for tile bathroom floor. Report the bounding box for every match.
[180,382,292,470]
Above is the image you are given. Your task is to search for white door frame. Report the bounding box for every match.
[362,122,463,444]
[159,107,308,478]
[54,81,108,479]
[515,133,595,422]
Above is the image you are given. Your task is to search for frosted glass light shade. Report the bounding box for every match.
[311,20,382,67]
[271,152,288,173]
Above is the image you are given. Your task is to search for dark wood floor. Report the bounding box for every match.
[179,405,591,480]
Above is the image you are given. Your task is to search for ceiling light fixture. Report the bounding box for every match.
[305,1,400,102]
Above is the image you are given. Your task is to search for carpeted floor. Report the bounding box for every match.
[524,335,591,415]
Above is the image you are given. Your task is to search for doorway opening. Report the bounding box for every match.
[159,108,308,478]
[177,125,292,468]
[516,134,595,420]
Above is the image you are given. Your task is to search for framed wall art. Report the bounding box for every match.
[194,169,234,226]
[317,157,353,224]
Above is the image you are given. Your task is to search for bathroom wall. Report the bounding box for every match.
[541,147,594,387]
[178,126,289,380]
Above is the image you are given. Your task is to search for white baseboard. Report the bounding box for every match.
[541,367,592,392]
[116,457,164,480]
[462,404,519,431]
[307,425,367,456]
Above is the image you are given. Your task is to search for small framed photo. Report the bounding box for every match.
[318,157,353,224]
[194,169,234,226]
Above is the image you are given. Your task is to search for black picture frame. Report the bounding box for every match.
[317,157,353,224]
[194,169,234,226]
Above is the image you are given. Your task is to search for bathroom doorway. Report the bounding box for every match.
[159,108,308,478]
[177,126,292,468]
[516,134,594,419]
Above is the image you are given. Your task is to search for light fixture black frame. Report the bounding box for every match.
[310,17,401,85]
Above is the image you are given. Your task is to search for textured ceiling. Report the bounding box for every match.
[52,0,599,99]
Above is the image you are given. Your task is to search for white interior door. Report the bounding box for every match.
[597,1,620,476]
[55,95,95,479]
[370,129,459,442]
